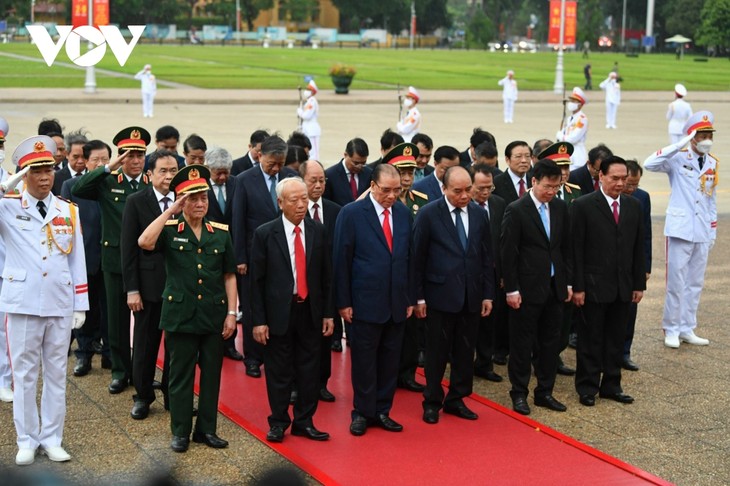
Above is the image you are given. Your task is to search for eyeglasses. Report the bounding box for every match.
[475,185,495,193]
[88,157,110,164]
[510,154,531,160]
[374,182,402,196]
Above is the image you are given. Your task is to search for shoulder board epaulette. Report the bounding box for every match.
[709,153,719,162]
[411,189,428,200]
[55,195,78,206]
[165,219,178,226]
[110,169,120,175]
[209,221,229,232]
[680,149,688,152]
[3,192,21,199]
[565,182,581,190]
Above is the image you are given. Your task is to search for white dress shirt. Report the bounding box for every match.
[282,216,306,295]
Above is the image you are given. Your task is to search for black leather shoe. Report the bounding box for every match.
[512,396,531,415]
[423,409,439,424]
[622,357,640,371]
[266,426,285,443]
[152,380,163,390]
[444,403,478,420]
[73,357,91,377]
[108,378,128,394]
[349,416,368,436]
[556,363,576,376]
[193,432,229,448]
[224,347,243,361]
[101,356,112,369]
[319,387,335,402]
[534,395,567,412]
[474,369,503,382]
[492,355,508,366]
[131,400,150,420]
[599,392,634,404]
[92,340,103,355]
[291,425,330,441]
[374,414,404,432]
[579,394,595,407]
[417,351,426,368]
[171,435,189,453]
[398,379,425,392]
[331,340,343,352]
[245,363,261,378]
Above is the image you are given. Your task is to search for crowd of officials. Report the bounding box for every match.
[0,98,717,463]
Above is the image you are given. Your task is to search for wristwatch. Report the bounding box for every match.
[227,311,237,316]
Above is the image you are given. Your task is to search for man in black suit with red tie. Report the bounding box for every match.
[231,129,268,176]
[322,138,372,206]
[501,159,572,416]
[571,156,645,407]
[492,140,533,205]
[250,177,334,443]
[414,166,495,424]
[459,128,496,169]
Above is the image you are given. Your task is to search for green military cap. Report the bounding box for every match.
[171,164,211,195]
[382,142,419,169]
[112,126,151,152]
[538,142,574,166]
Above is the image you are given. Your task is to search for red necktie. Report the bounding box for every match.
[518,179,526,197]
[350,173,358,200]
[312,203,321,222]
[294,226,308,300]
[593,178,599,192]
[382,208,393,252]
[612,200,619,225]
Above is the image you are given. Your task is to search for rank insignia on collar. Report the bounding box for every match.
[177,222,185,233]
[205,222,214,233]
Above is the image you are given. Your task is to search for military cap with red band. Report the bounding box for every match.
[538,142,574,166]
[683,110,715,135]
[171,164,211,195]
[12,135,57,169]
[112,126,151,152]
[382,142,419,169]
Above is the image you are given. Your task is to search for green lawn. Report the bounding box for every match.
[1,42,729,90]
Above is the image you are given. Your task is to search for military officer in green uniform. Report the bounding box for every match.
[138,164,237,453]
[72,127,151,394]
[537,141,581,376]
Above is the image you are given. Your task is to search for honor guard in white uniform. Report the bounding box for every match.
[644,111,717,349]
[667,84,693,144]
[0,116,12,403]
[557,87,589,170]
[134,64,157,118]
[0,136,88,465]
[498,70,518,123]
[599,72,621,129]
[397,86,422,143]
[297,80,321,160]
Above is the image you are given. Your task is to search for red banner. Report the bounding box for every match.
[94,0,110,26]
[548,1,577,46]
[71,0,109,27]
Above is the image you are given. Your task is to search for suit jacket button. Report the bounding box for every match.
[197,249,202,254]
[8,276,12,281]
[179,246,184,251]
[197,294,202,300]
[104,241,109,247]
[42,272,47,277]
[168,295,173,301]
[198,279,203,284]
[214,249,218,254]
[114,197,119,202]
[197,264,202,269]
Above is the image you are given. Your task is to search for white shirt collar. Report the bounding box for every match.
[153,186,175,202]
[600,187,620,207]
[282,215,304,235]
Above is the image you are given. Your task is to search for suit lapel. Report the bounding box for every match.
[273,219,293,279]
[254,168,277,213]
[144,188,163,216]
[364,198,390,252]
[303,218,314,267]
[466,204,482,251]
[525,196,549,241]
[593,191,615,224]
[438,199,463,250]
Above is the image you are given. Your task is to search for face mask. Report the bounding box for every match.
[403,98,414,108]
[0,149,4,165]
[567,101,580,112]
[303,89,312,99]
[696,139,713,154]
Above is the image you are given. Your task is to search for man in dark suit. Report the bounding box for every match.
[470,165,505,383]
[411,145,460,203]
[493,140,533,205]
[414,166,494,424]
[474,141,501,174]
[459,128,496,168]
[571,156,645,407]
[501,159,572,416]
[300,161,341,402]
[52,131,88,195]
[232,136,296,378]
[231,129,268,176]
[333,164,414,436]
[366,129,403,170]
[205,147,242,361]
[323,138,372,206]
[121,150,178,419]
[251,178,334,443]
[412,133,435,182]
[568,144,613,195]
[144,125,186,171]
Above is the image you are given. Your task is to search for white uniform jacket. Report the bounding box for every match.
[297,96,322,137]
[666,99,693,137]
[599,77,621,105]
[397,107,421,143]
[498,77,518,101]
[134,70,157,94]
[557,110,588,167]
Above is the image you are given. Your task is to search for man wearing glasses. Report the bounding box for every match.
[493,141,533,205]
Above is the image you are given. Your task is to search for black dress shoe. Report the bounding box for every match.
[579,394,595,406]
[131,400,150,420]
[245,363,261,378]
[556,363,576,376]
[319,387,335,402]
[101,356,112,369]
[108,378,128,394]
[512,396,531,415]
[266,426,285,443]
[330,340,343,352]
[417,351,426,368]
[193,432,229,448]
[398,378,425,392]
[291,425,330,441]
[423,409,439,424]
[493,355,508,366]
[73,357,91,377]
[534,395,567,412]
[599,392,634,404]
[171,435,189,453]
[474,369,503,382]
[444,403,478,420]
[152,380,163,390]
[224,347,244,361]
[92,340,103,355]
[622,357,640,371]
[374,414,404,432]
[349,416,368,436]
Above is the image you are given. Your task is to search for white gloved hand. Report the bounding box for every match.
[0,166,30,193]
[72,311,86,330]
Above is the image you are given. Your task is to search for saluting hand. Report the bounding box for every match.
[106,150,130,172]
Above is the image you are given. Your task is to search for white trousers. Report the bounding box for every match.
[7,313,72,450]
[0,313,11,388]
[503,99,515,122]
[142,92,155,117]
[308,136,320,161]
[663,237,711,337]
[605,102,618,127]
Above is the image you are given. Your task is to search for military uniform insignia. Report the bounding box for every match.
[411,189,428,200]
[189,168,200,180]
[111,188,125,194]
[403,146,412,157]
[177,222,186,233]
[34,141,46,152]
[700,167,718,196]
[558,144,568,154]
[205,222,214,233]
[209,221,229,231]
[412,204,419,212]
[143,174,149,184]
[131,129,141,140]
[165,219,178,226]
[117,173,124,183]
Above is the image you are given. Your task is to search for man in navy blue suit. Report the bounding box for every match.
[414,166,495,424]
[411,145,460,203]
[333,164,414,436]
[322,138,372,206]
[568,144,613,195]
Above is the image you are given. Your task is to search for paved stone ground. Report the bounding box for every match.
[0,89,729,484]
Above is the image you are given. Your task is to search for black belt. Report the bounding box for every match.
[291,295,308,305]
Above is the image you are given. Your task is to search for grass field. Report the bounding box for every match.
[1,42,729,91]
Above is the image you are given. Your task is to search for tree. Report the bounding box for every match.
[415,0,450,35]
[696,0,730,48]
[242,0,275,31]
[466,8,494,49]
[661,0,705,43]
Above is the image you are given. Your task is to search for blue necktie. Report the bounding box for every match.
[454,208,467,251]
[269,175,278,207]
[217,185,226,212]
[415,168,424,181]
[539,203,555,276]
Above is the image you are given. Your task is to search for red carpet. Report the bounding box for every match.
[171,337,671,485]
